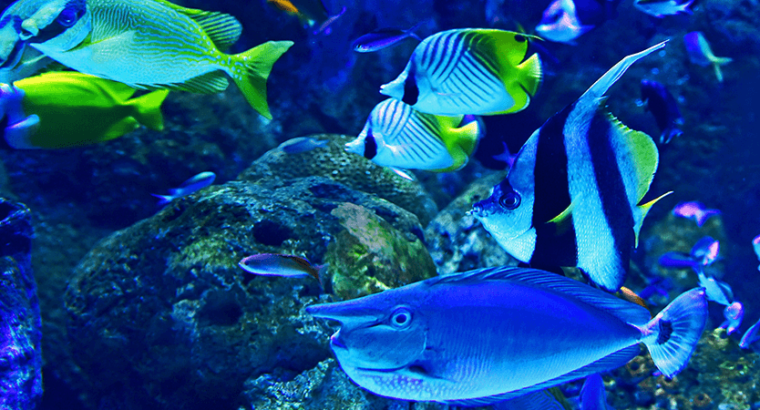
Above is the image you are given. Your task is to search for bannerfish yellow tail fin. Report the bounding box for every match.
[634,191,673,246]
[127,89,170,131]
[232,41,294,120]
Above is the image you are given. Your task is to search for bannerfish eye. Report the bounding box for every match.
[390,307,412,329]
[499,192,521,210]
[57,6,82,27]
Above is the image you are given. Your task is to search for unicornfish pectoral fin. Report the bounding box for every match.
[231,41,294,120]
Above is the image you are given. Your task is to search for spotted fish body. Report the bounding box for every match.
[380,29,542,116]
[2,0,292,118]
[308,266,707,405]
[345,98,482,172]
[472,42,670,292]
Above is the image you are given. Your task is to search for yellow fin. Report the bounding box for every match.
[101,117,140,141]
[548,201,575,225]
[231,41,294,119]
[126,89,170,131]
[152,0,243,51]
[634,191,673,247]
[606,112,658,203]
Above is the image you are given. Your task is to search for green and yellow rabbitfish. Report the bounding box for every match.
[1,71,168,149]
[0,0,293,119]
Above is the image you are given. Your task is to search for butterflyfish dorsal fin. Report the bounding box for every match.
[152,0,243,51]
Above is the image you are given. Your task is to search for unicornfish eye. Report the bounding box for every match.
[57,6,81,27]
[390,307,412,328]
[499,192,521,209]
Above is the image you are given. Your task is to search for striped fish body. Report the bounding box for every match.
[26,0,293,118]
[380,29,542,116]
[345,98,481,172]
[472,43,669,292]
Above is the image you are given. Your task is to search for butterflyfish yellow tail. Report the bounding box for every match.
[516,53,543,99]
[232,41,294,120]
[126,89,170,132]
[436,116,480,172]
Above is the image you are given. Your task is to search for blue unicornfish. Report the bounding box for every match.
[352,24,422,53]
[683,32,732,82]
[471,42,670,291]
[345,98,482,172]
[672,201,720,227]
[739,318,760,350]
[0,0,293,119]
[720,301,743,335]
[308,266,707,405]
[536,0,621,44]
[152,171,216,204]
[640,80,683,144]
[380,29,542,116]
[634,0,694,17]
[239,253,326,282]
[1,71,168,149]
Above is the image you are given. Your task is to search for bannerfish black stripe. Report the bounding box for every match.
[587,111,635,271]
[364,132,378,159]
[531,105,577,266]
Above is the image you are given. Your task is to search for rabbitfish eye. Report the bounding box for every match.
[390,307,412,328]
[499,192,521,210]
[57,6,81,27]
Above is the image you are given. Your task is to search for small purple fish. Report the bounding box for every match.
[720,301,743,335]
[739,318,760,349]
[672,201,720,227]
[752,234,760,271]
[684,32,732,82]
[239,253,326,283]
[352,24,422,53]
[152,171,216,205]
[690,236,719,266]
[641,80,683,144]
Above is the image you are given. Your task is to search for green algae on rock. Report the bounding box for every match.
[327,203,436,300]
[239,134,438,226]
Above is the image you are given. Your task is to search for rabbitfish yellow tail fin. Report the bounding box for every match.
[126,89,170,131]
[231,41,294,119]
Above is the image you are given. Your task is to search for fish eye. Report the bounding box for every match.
[390,307,412,329]
[499,192,521,209]
[57,6,82,27]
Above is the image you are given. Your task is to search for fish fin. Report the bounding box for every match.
[547,201,575,225]
[162,71,229,94]
[3,114,41,149]
[389,167,416,180]
[581,374,610,410]
[151,193,175,205]
[126,89,170,131]
[605,113,659,204]
[634,191,672,246]
[151,0,243,51]
[436,115,480,171]
[231,41,294,119]
[445,345,640,407]
[711,59,731,83]
[579,41,667,108]
[639,288,707,378]
[101,117,140,140]
[435,267,651,324]
[488,53,542,115]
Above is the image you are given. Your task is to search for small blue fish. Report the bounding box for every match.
[277,137,329,154]
[640,80,683,144]
[720,301,743,335]
[352,24,422,53]
[739,317,760,349]
[684,32,732,82]
[658,237,719,269]
[753,234,760,271]
[308,266,707,405]
[672,201,720,227]
[581,374,613,410]
[695,266,732,306]
[536,0,620,44]
[239,253,325,281]
[634,0,694,17]
[152,171,216,205]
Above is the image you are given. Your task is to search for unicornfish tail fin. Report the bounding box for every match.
[639,287,707,378]
[232,41,294,119]
[126,89,170,131]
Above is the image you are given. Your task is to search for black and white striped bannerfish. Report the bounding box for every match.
[380,28,542,116]
[345,98,483,173]
[471,41,672,292]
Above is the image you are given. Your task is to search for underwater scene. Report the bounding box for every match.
[0,0,758,409]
